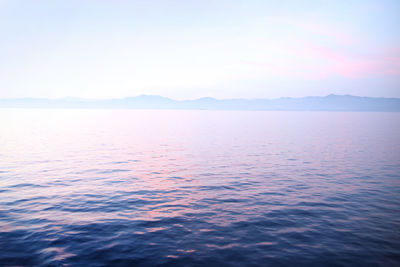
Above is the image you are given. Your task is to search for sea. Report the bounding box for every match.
[0,109,399,266]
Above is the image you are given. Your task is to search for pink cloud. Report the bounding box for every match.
[249,16,400,80]
[244,42,400,80]
[307,43,400,79]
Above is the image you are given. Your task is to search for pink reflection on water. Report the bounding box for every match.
[41,247,76,261]
[1,109,399,229]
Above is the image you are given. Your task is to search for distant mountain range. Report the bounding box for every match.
[1,94,400,112]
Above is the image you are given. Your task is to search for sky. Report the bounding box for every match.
[0,0,399,100]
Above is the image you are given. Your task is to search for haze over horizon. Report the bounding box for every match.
[1,93,400,101]
[1,0,399,100]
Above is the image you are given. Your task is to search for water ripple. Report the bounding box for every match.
[0,110,399,266]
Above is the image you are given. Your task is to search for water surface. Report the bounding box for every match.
[1,109,399,266]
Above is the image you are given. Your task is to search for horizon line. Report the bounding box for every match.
[1,94,400,101]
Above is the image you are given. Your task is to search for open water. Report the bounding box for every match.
[0,109,399,266]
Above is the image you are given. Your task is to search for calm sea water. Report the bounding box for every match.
[0,109,399,266]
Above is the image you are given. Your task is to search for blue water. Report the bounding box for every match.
[1,109,399,266]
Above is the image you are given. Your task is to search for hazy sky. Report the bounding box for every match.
[0,0,399,99]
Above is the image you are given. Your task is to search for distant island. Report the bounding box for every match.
[1,94,399,112]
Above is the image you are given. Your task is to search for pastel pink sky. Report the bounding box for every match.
[0,0,399,99]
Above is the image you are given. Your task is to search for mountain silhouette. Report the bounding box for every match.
[1,94,399,112]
